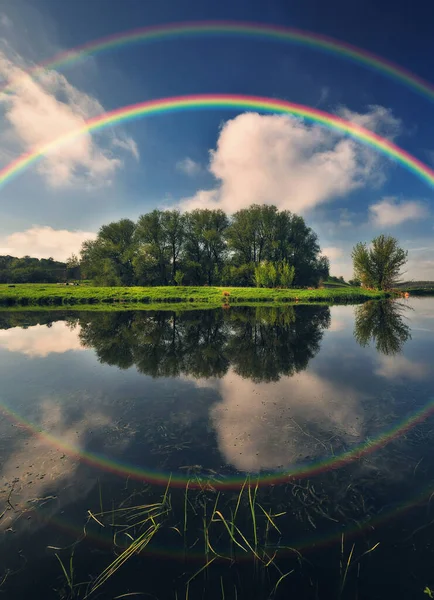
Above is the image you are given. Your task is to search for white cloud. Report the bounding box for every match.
[321,246,343,260]
[369,197,428,227]
[0,48,138,188]
[112,136,140,161]
[180,107,395,215]
[0,225,96,260]
[0,322,84,357]
[336,105,402,140]
[176,157,201,176]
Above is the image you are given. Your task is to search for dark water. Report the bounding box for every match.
[0,299,434,599]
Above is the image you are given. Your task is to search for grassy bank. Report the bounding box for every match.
[0,283,388,308]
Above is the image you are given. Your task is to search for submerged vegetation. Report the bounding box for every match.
[48,474,386,599]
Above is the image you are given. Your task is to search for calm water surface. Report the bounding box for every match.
[0,299,433,599]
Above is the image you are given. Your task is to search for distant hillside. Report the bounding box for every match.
[396,281,434,289]
[323,276,350,288]
[0,255,69,283]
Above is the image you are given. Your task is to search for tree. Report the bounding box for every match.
[162,210,186,284]
[348,278,361,287]
[174,270,185,286]
[66,253,81,280]
[227,205,326,287]
[227,204,279,265]
[352,235,407,290]
[183,209,229,285]
[134,210,169,285]
[279,261,295,287]
[78,204,329,288]
[80,219,136,286]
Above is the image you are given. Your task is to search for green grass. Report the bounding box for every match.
[323,280,351,288]
[0,284,388,309]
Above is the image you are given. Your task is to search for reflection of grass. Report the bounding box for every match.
[0,283,388,308]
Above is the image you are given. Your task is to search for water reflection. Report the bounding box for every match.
[0,301,415,378]
[0,320,84,357]
[1,301,434,600]
[209,370,364,471]
[77,305,331,381]
[353,299,411,355]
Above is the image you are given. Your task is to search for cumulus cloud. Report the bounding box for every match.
[180,106,397,214]
[321,246,343,260]
[176,157,201,176]
[0,48,138,188]
[0,322,84,357]
[0,225,96,260]
[369,196,428,226]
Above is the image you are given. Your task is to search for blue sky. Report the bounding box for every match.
[0,0,433,279]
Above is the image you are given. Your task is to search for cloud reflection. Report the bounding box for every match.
[0,322,84,357]
[209,369,364,472]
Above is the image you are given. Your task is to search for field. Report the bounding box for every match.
[0,283,388,308]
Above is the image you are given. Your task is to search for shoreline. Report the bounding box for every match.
[0,284,388,309]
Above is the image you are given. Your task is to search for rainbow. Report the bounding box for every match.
[1,397,434,490]
[2,21,434,104]
[1,94,434,190]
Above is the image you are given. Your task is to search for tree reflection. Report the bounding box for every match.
[227,306,330,382]
[353,300,411,355]
[76,305,330,381]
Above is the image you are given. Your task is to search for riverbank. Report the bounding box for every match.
[0,284,388,308]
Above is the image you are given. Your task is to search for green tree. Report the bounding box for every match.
[80,219,136,286]
[66,253,81,280]
[352,235,408,290]
[174,270,185,286]
[348,278,361,287]
[184,209,228,285]
[221,263,255,287]
[227,205,326,287]
[279,261,295,287]
[226,204,279,265]
[162,210,186,284]
[134,210,169,285]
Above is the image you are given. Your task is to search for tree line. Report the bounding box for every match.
[0,255,72,284]
[79,204,330,287]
